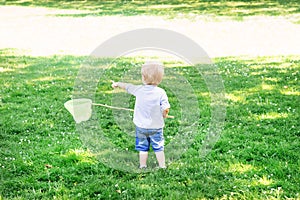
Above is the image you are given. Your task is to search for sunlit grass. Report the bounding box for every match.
[62,149,97,164]
[280,90,300,96]
[0,49,299,199]
[226,93,246,103]
[261,82,275,90]
[252,112,289,120]
[0,67,13,73]
[1,0,299,19]
[228,163,256,174]
[254,175,273,186]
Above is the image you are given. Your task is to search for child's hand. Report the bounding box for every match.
[111,81,118,88]
[163,108,170,118]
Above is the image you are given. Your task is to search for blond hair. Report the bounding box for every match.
[141,61,164,85]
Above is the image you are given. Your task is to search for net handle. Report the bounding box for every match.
[92,103,134,111]
[92,103,174,119]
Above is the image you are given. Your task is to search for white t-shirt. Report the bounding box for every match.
[126,84,170,129]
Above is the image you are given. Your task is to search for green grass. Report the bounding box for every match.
[0,48,299,199]
[1,0,299,19]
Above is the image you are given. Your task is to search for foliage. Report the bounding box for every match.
[0,49,299,199]
[1,0,299,18]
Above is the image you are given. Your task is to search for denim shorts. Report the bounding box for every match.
[135,126,164,152]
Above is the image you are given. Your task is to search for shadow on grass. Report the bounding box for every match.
[1,0,299,18]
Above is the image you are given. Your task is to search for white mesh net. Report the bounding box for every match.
[64,98,93,123]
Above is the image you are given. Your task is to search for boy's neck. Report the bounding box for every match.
[145,84,157,86]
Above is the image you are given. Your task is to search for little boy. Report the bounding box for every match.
[112,61,170,169]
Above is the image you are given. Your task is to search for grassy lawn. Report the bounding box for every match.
[1,0,299,18]
[0,48,299,199]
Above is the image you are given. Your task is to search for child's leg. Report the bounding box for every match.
[136,126,150,168]
[149,128,166,168]
[139,151,148,168]
[155,151,166,168]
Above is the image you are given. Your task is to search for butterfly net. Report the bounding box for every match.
[64,98,93,123]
